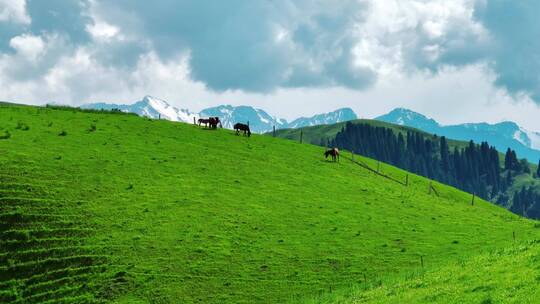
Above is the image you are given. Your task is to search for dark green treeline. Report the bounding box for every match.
[330,122,538,218]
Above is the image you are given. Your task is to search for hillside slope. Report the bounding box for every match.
[1,104,539,303]
[311,240,540,303]
[273,120,540,218]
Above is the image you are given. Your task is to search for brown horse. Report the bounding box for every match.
[324,148,340,162]
[234,123,251,137]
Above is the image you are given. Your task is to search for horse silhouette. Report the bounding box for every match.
[209,117,220,129]
[199,117,220,129]
[324,148,340,162]
[234,123,251,137]
[198,118,210,127]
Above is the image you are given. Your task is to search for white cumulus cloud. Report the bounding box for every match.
[86,21,120,41]
[0,0,30,24]
[9,33,44,62]
[2,0,540,131]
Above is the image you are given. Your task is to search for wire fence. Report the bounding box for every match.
[346,154,407,186]
[344,151,478,203]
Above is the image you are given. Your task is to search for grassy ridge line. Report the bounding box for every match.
[272,119,469,149]
[1,103,540,303]
[272,119,537,171]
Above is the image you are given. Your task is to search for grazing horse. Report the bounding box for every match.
[198,117,220,129]
[324,148,340,162]
[209,117,220,129]
[198,118,210,127]
[234,123,251,137]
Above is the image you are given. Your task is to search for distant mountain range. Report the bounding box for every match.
[376,108,540,162]
[82,98,540,162]
[199,105,288,132]
[82,96,357,133]
[288,108,357,129]
[82,96,198,123]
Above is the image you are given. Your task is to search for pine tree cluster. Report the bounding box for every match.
[511,186,540,218]
[330,122,538,219]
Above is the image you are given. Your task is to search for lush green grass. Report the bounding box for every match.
[1,104,540,303]
[311,240,540,303]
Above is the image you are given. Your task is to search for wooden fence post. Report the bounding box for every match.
[300,130,303,144]
[513,231,516,242]
[273,125,276,137]
[471,193,475,206]
[158,114,161,120]
[377,161,380,173]
[193,117,196,125]
[405,174,409,186]
[420,256,424,268]
[351,151,354,161]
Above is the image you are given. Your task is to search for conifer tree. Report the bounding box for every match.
[505,148,513,170]
[521,159,530,174]
[440,136,449,172]
[511,150,520,171]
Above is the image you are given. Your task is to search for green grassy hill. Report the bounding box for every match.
[272,119,531,169]
[273,120,540,212]
[1,104,540,303]
[309,240,540,303]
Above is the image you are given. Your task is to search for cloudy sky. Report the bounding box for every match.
[2,1,540,129]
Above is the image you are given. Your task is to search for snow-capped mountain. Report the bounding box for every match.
[376,108,540,162]
[376,108,439,131]
[199,105,287,133]
[514,126,540,151]
[82,97,358,134]
[200,106,357,133]
[288,108,357,129]
[82,96,199,123]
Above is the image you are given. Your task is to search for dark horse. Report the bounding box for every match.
[198,117,220,129]
[324,148,340,162]
[209,117,220,129]
[198,118,209,127]
[234,123,251,137]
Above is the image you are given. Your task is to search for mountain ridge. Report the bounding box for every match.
[376,108,540,162]
[82,96,358,134]
[82,96,199,123]
[82,99,540,161]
